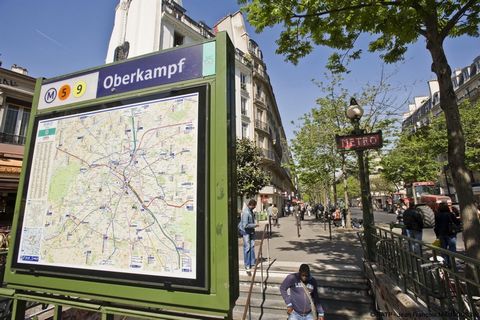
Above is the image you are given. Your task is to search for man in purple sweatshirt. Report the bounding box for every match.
[280,264,325,320]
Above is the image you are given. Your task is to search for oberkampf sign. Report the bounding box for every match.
[336,131,383,150]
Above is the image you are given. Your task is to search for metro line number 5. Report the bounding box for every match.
[58,84,71,100]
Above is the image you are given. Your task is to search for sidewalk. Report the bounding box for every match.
[239,214,364,271]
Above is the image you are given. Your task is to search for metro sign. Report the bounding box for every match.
[336,131,383,151]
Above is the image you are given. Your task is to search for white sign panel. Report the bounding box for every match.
[38,72,99,110]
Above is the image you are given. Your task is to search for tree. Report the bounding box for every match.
[382,99,480,189]
[239,0,480,260]
[236,138,271,198]
[429,100,480,173]
[291,74,397,228]
[380,127,443,186]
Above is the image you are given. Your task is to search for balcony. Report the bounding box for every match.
[235,49,253,68]
[253,67,270,83]
[255,120,269,133]
[260,148,274,161]
[0,133,26,145]
[254,95,266,107]
[163,0,214,39]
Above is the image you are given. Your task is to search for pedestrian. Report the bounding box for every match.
[402,202,424,254]
[434,202,461,266]
[341,208,347,228]
[238,199,258,274]
[317,203,324,220]
[267,203,273,234]
[300,204,306,221]
[272,204,279,227]
[294,204,301,230]
[280,264,325,320]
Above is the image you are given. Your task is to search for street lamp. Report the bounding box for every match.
[346,98,376,261]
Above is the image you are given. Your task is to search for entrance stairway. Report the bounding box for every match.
[233,260,378,320]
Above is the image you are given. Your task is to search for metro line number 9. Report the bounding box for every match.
[74,81,87,97]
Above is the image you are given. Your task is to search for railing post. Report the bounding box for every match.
[53,305,63,320]
[11,298,26,320]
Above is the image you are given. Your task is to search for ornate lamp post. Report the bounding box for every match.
[346,98,375,261]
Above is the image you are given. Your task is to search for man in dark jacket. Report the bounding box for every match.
[434,202,461,266]
[280,264,325,320]
[402,203,424,254]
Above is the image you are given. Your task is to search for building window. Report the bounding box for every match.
[256,109,263,122]
[240,73,247,90]
[241,123,248,139]
[257,136,264,149]
[174,31,184,47]
[1,103,30,145]
[241,98,247,116]
[256,84,261,97]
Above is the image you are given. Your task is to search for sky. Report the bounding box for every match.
[0,0,479,141]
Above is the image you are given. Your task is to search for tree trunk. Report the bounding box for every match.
[425,23,480,260]
[332,170,338,206]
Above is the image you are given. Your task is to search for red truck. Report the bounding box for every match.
[404,181,453,228]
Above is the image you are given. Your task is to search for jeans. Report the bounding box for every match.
[405,229,422,254]
[243,233,255,269]
[439,235,457,266]
[288,310,314,320]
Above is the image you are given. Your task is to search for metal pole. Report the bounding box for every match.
[356,148,375,261]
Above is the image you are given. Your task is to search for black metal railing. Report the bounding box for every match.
[0,132,25,145]
[254,120,269,133]
[362,226,480,319]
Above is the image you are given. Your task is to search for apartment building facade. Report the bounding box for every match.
[402,55,480,131]
[106,0,295,211]
[0,64,35,227]
[402,55,480,198]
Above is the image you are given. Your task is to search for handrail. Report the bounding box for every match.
[242,223,269,320]
[363,226,480,318]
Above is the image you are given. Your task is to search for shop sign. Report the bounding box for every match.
[0,77,18,87]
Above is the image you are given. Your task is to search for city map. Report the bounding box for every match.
[18,93,199,279]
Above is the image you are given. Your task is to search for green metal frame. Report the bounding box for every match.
[2,32,237,319]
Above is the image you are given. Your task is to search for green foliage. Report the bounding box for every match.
[236,138,271,198]
[380,127,443,185]
[336,176,360,200]
[290,77,352,201]
[369,175,396,194]
[239,0,480,69]
[381,100,480,185]
[429,100,480,172]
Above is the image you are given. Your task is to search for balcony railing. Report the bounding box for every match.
[260,148,281,165]
[253,68,270,83]
[254,95,266,106]
[255,120,269,133]
[0,133,26,145]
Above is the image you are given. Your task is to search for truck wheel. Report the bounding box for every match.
[418,205,435,228]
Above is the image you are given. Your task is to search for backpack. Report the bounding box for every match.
[238,220,246,236]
